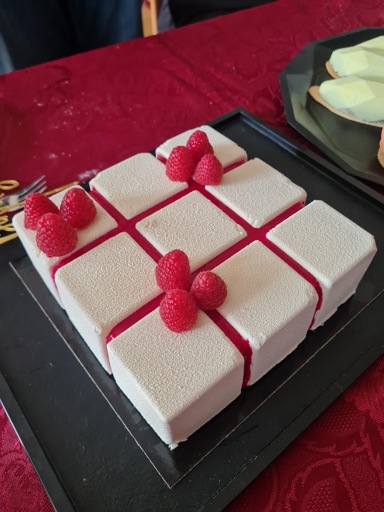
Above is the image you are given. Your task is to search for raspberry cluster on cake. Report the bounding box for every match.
[13,125,377,447]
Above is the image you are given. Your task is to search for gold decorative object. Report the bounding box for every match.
[0,179,20,191]
[0,179,19,200]
[0,215,17,245]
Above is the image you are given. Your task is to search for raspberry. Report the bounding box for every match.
[165,146,195,182]
[193,154,223,185]
[36,213,77,257]
[60,187,97,229]
[24,193,60,230]
[186,130,214,165]
[159,289,198,332]
[191,271,227,310]
[156,249,191,292]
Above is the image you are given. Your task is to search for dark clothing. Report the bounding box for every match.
[168,0,276,28]
[0,0,143,73]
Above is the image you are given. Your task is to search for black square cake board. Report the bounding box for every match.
[1,108,384,512]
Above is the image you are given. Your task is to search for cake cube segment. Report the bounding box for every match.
[136,191,247,271]
[12,186,117,304]
[55,232,159,373]
[206,158,307,228]
[266,200,377,329]
[214,241,318,386]
[89,153,187,220]
[107,309,244,446]
[155,125,247,170]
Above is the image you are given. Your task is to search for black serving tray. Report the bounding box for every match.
[1,108,384,512]
[280,27,384,187]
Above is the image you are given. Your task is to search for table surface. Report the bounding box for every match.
[1,1,384,511]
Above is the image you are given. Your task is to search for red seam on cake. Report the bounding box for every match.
[107,294,163,343]
[207,309,252,387]
[223,159,247,173]
[156,153,167,164]
[263,238,323,327]
[90,187,195,263]
[90,186,192,228]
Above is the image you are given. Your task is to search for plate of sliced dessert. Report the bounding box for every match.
[280,27,384,186]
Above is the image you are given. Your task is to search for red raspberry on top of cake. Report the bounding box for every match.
[60,187,97,229]
[191,271,227,310]
[24,193,60,230]
[156,249,191,292]
[36,213,77,257]
[165,146,195,182]
[186,129,214,165]
[193,154,224,185]
[159,289,198,333]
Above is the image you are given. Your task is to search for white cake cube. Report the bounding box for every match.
[206,158,307,228]
[214,241,318,386]
[136,190,246,271]
[155,125,247,170]
[266,200,377,329]
[89,153,187,219]
[108,309,244,446]
[55,232,159,373]
[13,186,117,304]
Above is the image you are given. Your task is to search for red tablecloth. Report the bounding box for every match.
[1,1,384,510]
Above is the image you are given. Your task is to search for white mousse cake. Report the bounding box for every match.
[13,126,377,446]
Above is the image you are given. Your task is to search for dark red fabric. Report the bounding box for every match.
[1,0,384,510]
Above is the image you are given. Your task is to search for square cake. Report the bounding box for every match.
[13,125,377,447]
